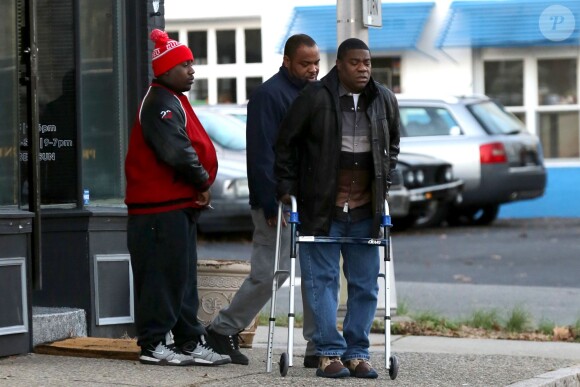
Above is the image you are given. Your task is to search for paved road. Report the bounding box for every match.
[197,218,580,326]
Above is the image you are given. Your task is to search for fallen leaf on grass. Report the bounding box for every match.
[453,274,472,283]
[553,326,573,341]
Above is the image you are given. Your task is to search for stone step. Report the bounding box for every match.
[32,307,87,347]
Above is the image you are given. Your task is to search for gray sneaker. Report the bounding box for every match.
[140,332,194,366]
[181,336,231,366]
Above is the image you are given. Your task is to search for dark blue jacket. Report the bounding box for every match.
[246,66,308,219]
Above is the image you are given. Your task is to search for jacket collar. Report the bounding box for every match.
[279,65,310,90]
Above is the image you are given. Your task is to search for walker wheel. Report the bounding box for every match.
[279,352,289,377]
[389,355,399,380]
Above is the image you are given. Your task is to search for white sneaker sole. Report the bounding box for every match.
[140,355,194,366]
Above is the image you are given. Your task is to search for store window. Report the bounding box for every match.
[218,78,236,103]
[245,29,261,63]
[191,79,208,105]
[217,30,236,64]
[371,57,400,93]
[79,0,127,203]
[539,112,579,158]
[245,77,262,101]
[188,31,207,65]
[0,0,17,205]
[538,59,577,105]
[34,0,77,205]
[484,60,524,107]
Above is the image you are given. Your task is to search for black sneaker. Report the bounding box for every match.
[180,336,231,366]
[139,332,194,366]
[205,326,249,365]
[304,354,319,368]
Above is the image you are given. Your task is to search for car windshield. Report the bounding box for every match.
[467,101,527,135]
[196,111,246,150]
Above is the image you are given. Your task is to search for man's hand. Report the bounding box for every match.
[196,190,211,207]
[279,193,292,205]
[266,215,287,228]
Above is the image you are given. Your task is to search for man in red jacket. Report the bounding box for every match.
[125,29,229,367]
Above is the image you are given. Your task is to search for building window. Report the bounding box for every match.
[218,78,236,103]
[371,57,400,93]
[244,29,261,63]
[538,59,577,105]
[245,77,262,101]
[216,30,236,64]
[539,112,579,158]
[512,112,526,125]
[79,0,127,202]
[188,31,207,65]
[484,60,524,107]
[0,0,17,206]
[34,0,77,205]
[167,31,179,41]
[190,79,208,105]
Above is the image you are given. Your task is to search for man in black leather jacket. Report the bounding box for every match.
[275,38,400,379]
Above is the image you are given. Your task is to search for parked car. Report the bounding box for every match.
[397,94,547,226]
[389,152,463,229]
[195,108,253,233]
[196,105,463,232]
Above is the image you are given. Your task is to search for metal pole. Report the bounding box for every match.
[336,0,369,46]
[25,0,42,290]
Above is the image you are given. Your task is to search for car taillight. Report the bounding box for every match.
[480,142,507,164]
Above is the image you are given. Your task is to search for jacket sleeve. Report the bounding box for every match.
[384,89,401,189]
[246,90,284,219]
[275,90,311,200]
[140,93,210,192]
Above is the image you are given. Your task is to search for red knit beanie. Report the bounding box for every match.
[150,29,194,77]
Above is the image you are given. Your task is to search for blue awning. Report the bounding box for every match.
[279,2,435,53]
[437,0,580,48]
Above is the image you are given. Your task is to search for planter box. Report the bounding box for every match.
[197,260,258,347]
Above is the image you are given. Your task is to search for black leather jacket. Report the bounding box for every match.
[275,66,400,237]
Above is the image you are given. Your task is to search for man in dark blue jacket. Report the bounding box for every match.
[206,34,320,366]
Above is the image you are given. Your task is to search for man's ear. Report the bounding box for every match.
[283,55,290,68]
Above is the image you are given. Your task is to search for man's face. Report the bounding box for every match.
[284,44,320,82]
[162,60,195,93]
[336,49,371,93]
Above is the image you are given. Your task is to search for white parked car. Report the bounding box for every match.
[397,94,547,226]
[195,108,252,233]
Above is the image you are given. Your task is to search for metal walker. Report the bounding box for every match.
[265,195,399,379]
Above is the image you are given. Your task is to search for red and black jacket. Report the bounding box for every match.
[125,83,217,215]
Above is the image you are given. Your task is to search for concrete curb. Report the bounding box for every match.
[509,366,580,387]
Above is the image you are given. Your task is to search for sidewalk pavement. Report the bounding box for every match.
[1,325,580,387]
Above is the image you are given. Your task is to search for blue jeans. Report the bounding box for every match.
[299,217,380,361]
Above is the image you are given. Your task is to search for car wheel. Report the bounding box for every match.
[471,205,499,225]
[414,201,448,228]
[447,205,499,226]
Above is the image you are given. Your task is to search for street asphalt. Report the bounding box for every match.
[1,325,580,386]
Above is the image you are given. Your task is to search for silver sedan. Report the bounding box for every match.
[397,95,547,226]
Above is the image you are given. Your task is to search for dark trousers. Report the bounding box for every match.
[127,208,205,348]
